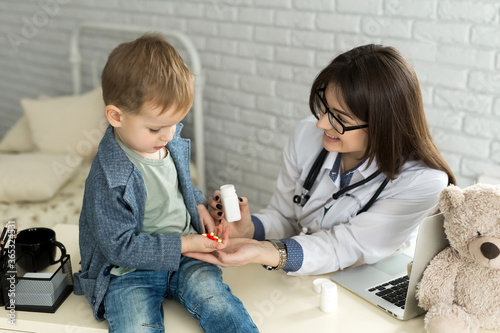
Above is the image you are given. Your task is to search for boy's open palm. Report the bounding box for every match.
[181,225,229,254]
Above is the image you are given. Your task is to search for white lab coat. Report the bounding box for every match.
[253,116,448,276]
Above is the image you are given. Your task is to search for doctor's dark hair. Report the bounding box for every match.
[309,44,456,184]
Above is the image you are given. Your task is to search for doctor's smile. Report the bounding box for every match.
[324,132,340,141]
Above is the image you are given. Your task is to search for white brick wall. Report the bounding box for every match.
[1,0,499,211]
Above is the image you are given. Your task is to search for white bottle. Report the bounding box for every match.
[320,281,338,313]
[220,184,241,222]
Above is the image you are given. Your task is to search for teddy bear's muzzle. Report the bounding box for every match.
[469,237,500,268]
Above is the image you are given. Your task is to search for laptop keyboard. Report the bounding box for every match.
[368,275,409,309]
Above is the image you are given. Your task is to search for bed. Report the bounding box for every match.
[0,22,205,230]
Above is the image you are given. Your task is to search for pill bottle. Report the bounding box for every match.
[320,281,338,313]
[220,184,241,222]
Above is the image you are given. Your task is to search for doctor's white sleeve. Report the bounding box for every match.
[287,168,448,276]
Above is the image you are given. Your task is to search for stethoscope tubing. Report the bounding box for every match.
[293,148,390,216]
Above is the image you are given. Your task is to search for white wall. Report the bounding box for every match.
[1,0,499,211]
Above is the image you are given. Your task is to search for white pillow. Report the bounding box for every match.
[0,116,35,152]
[0,152,82,203]
[0,94,50,153]
[22,86,107,160]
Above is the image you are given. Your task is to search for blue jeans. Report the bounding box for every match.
[103,256,259,333]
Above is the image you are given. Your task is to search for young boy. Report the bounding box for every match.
[73,33,258,333]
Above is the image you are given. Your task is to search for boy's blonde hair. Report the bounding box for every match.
[102,32,194,114]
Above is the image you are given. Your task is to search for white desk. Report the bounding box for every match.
[0,224,494,333]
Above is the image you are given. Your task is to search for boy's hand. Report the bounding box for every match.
[184,238,279,268]
[197,203,215,233]
[181,226,229,254]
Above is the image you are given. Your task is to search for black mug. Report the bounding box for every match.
[15,228,66,272]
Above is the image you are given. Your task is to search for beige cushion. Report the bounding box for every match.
[0,94,51,153]
[0,152,82,203]
[0,116,35,152]
[22,86,107,160]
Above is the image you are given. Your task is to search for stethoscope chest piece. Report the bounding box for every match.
[293,189,310,206]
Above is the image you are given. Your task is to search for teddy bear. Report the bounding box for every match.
[416,183,500,333]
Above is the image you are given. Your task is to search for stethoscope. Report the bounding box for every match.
[293,148,390,216]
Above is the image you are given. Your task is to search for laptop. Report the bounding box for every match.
[330,213,448,320]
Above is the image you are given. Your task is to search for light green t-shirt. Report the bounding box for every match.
[112,139,197,275]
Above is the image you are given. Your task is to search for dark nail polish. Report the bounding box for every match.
[239,197,243,202]
[216,204,222,209]
[215,195,220,201]
[217,211,223,216]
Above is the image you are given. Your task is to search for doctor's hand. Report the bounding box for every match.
[183,238,280,268]
[208,191,255,239]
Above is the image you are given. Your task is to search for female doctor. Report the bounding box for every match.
[187,44,456,276]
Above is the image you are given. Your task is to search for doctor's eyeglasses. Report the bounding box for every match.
[314,88,368,135]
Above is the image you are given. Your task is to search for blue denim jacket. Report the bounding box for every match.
[73,124,205,321]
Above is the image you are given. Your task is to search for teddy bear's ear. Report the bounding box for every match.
[438,185,465,213]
